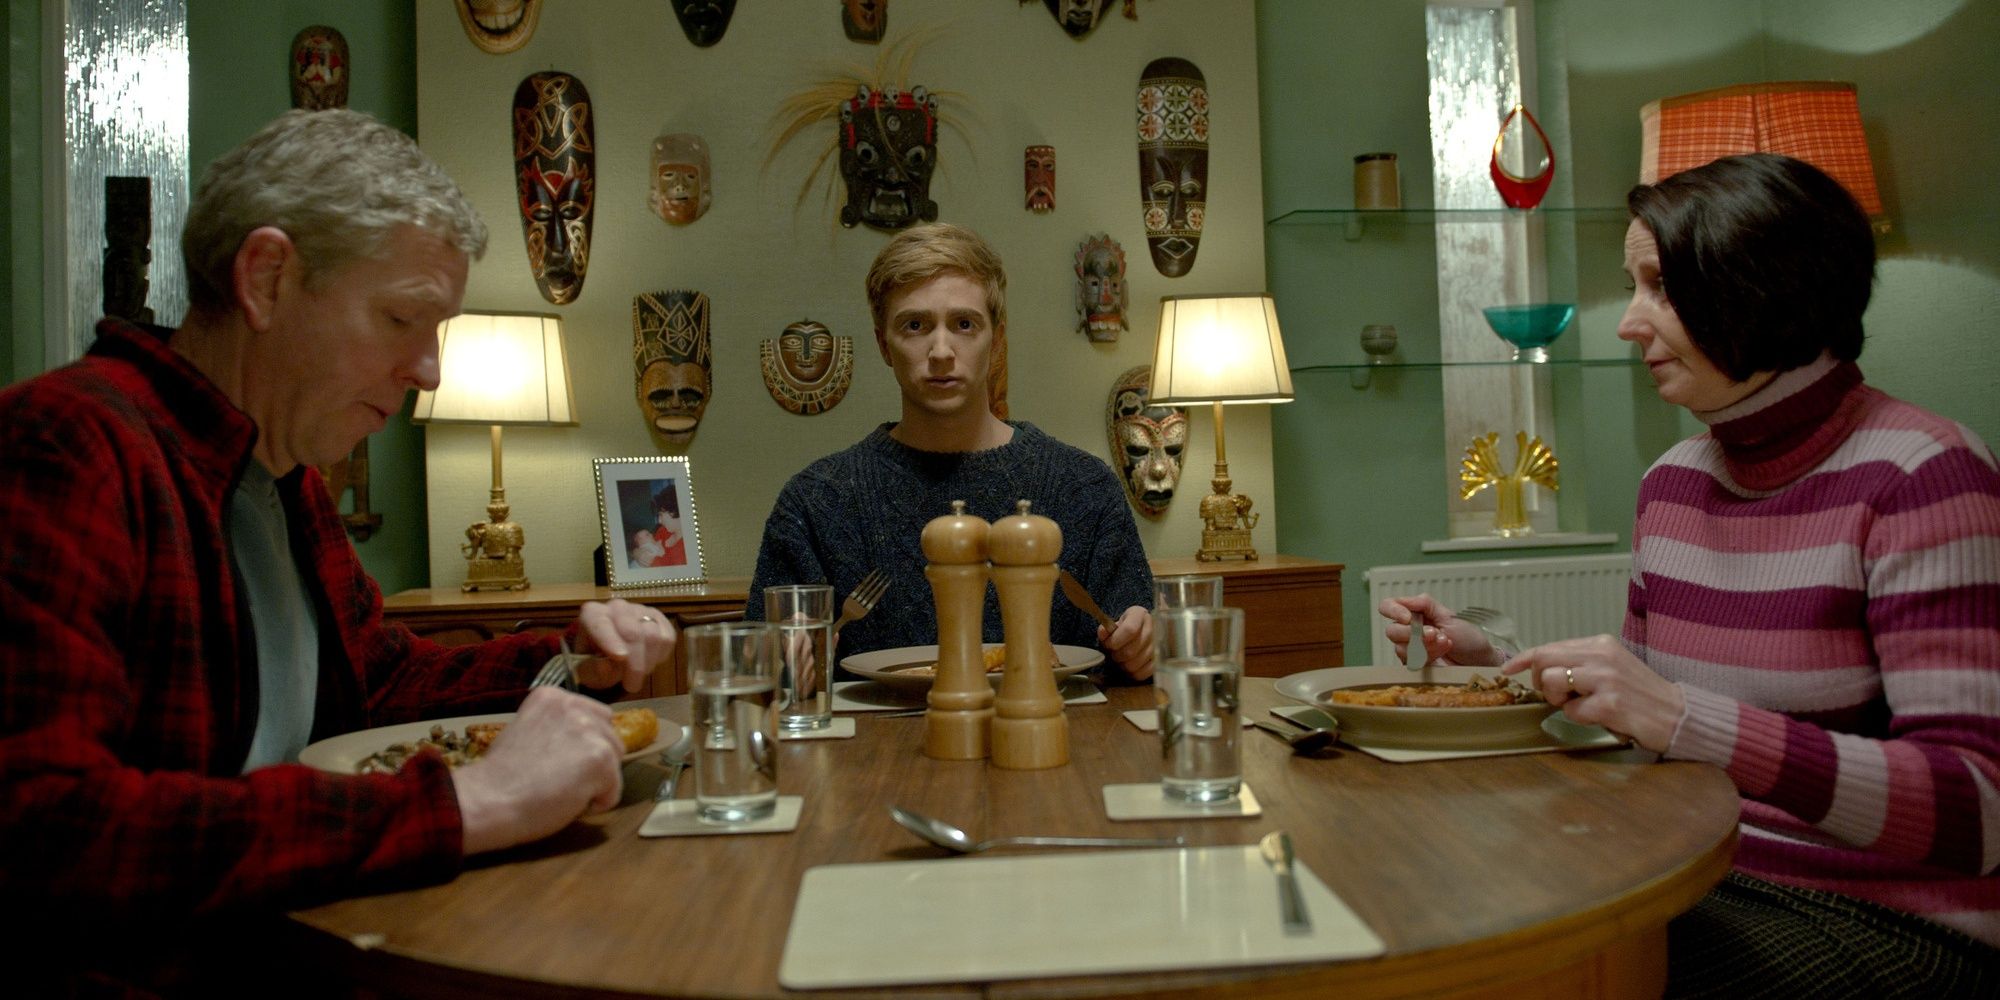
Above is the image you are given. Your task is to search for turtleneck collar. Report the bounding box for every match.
[1698,353,1866,491]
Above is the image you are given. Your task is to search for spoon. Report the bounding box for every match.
[653,726,696,803]
[1252,720,1336,754]
[889,806,1185,855]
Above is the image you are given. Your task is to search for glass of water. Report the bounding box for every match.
[686,621,782,823]
[764,584,835,732]
[1154,574,1224,610]
[1153,605,1244,803]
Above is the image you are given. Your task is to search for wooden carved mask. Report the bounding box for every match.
[289,25,348,110]
[649,133,711,226]
[838,85,940,231]
[842,0,887,42]
[634,291,712,445]
[760,319,854,415]
[1106,366,1187,517]
[1075,233,1127,341]
[1025,145,1055,213]
[671,0,735,47]
[454,0,541,54]
[513,72,594,305]
[1046,0,1116,38]
[1136,57,1207,277]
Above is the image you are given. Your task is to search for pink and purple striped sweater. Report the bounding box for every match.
[1633,354,2000,945]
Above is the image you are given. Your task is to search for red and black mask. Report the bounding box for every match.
[1075,233,1127,341]
[1025,145,1055,213]
[838,85,940,231]
[513,72,594,305]
[1136,57,1207,277]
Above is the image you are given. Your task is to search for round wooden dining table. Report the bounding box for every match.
[283,679,1739,999]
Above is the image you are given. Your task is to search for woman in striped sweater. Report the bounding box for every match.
[1382,154,1999,998]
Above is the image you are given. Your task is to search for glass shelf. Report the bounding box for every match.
[1267,206,1629,226]
[1292,357,1641,374]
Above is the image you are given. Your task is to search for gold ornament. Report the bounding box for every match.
[1460,431,1559,537]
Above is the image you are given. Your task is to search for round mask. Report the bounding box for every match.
[760,319,854,415]
[1106,366,1188,517]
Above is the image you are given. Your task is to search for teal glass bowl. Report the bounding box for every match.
[1481,303,1575,362]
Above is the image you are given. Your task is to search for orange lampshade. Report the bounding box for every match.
[1640,81,1884,227]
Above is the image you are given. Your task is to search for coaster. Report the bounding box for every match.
[1060,679,1107,705]
[1102,782,1262,820]
[778,717,856,741]
[640,795,804,837]
[1123,709,1159,732]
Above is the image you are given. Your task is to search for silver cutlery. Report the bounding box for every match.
[1259,830,1312,934]
[889,806,1184,855]
[1405,608,1431,671]
[653,727,696,802]
[530,637,582,691]
[830,568,891,640]
[1251,720,1336,754]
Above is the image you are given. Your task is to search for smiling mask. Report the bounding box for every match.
[455,0,541,54]
[634,291,712,445]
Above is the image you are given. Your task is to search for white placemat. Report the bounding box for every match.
[778,845,1382,989]
[1103,782,1263,820]
[777,717,855,740]
[639,795,803,837]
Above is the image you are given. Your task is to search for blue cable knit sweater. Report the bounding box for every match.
[747,422,1155,677]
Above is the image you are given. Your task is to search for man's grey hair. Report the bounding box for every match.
[182,109,488,314]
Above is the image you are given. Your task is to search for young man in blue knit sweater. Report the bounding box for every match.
[747,223,1156,679]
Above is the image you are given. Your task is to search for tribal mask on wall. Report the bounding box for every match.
[289,25,348,110]
[1106,366,1188,517]
[1075,233,1127,341]
[838,85,940,231]
[671,0,735,47]
[842,0,886,42]
[1136,57,1207,277]
[513,72,594,305]
[634,291,712,446]
[761,319,854,415]
[1025,145,1055,213]
[1045,0,1116,38]
[454,0,541,54]
[649,133,711,225]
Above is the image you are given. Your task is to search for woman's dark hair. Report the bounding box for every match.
[1626,153,1875,380]
[652,484,679,517]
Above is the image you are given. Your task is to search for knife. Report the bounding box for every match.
[1259,830,1312,934]
[1057,569,1119,630]
[1406,608,1430,671]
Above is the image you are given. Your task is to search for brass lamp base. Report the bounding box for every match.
[1197,526,1257,562]
[460,496,530,592]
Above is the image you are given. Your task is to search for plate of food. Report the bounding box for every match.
[841,643,1105,692]
[298,706,676,775]
[1276,665,1557,750]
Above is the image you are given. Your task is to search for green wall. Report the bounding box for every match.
[5,0,40,386]
[1261,0,2000,664]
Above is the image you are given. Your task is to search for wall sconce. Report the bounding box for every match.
[412,312,577,592]
[1641,80,1886,231]
[1148,294,1294,562]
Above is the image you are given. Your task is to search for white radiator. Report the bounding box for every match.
[1363,553,1632,665]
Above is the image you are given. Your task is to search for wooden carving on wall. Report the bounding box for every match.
[319,439,383,542]
[102,176,154,325]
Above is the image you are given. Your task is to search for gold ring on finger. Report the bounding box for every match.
[1564,667,1576,693]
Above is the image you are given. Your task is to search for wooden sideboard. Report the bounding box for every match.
[379,555,1343,693]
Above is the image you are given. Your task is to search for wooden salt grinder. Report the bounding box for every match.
[923,500,994,760]
[989,499,1069,769]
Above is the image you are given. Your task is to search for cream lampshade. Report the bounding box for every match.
[1640,80,1886,231]
[411,311,577,592]
[1147,294,1293,562]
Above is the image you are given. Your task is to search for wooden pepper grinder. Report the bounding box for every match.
[923,500,993,760]
[989,499,1068,770]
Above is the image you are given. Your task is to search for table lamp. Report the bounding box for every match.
[1147,294,1293,562]
[412,311,577,592]
[1640,80,1886,232]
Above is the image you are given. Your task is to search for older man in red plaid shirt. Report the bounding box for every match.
[0,110,674,994]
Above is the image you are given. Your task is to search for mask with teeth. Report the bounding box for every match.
[454,0,541,54]
[838,85,940,232]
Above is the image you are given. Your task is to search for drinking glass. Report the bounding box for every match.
[686,621,782,823]
[1153,606,1244,803]
[764,584,835,732]
[1154,574,1224,610]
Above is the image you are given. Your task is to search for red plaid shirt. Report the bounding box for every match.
[0,319,557,933]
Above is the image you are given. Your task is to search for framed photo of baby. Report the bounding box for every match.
[593,456,707,588]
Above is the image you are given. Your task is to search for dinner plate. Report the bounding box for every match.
[840,644,1104,691]
[297,710,683,774]
[1276,665,1558,751]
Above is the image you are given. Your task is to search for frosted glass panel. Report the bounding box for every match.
[56,0,190,365]
[1426,3,1557,538]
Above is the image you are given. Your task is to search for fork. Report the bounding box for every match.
[529,637,581,691]
[830,568,890,638]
